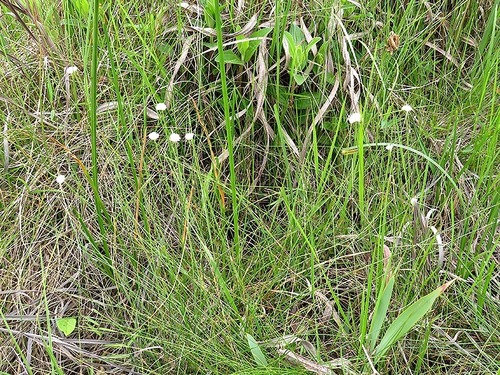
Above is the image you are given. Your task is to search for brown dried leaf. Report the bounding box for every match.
[424,41,460,67]
[228,14,257,37]
[145,107,159,120]
[277,348,333,374]
[165,35,195,109]
[178,1,203,15]
[300,74,340,162]
[314,290,342,327]
[96,101,119,114]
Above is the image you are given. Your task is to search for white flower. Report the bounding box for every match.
[148,132,160,140]
[347,112,361,124]
[169,133,181,142]
[184,133,194,140]
[402,104,413,112]
[65,66,78,75]
[385,144,394,151]
[155,103,167,111]
[56,174,66,184]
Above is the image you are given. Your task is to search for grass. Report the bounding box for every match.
[0,0,498,374]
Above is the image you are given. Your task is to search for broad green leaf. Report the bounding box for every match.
[202,0,217,28]
[295,49,307,71]
[246,333,268,367]
[316,41,329,62]
[56,317,77,337]
[242,28,272,63]
[305,37,322,55]
[215,50,244,65]
[70,0,89,17]
[283,31,297,60]
[289,23,305,45]
[366,275,395,351]
[325,72,337,85]
[236,34,249,57]
[374,280,454,363]
[293,73,308,85]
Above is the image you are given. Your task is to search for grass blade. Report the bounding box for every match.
[247,333,268,367]
[374,280,455,363]
[366,275,395,352]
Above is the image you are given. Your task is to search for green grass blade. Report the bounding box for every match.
[246,333,268,367]
[366,275,395,351]
[213,0,241,281]
[374,280,455,363]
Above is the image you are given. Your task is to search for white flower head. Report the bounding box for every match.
[402,104,413,112]
[155,103,167,111]
[65,66,78,75]
[169,133,181,143]
[148,132,160,140]
[184,132,195,141]
[347,112,361,124]
[385,144,394,151]
[56,174,66,184]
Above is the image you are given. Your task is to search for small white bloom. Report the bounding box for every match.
[402,104,413,112]
[148,132,160,140]
[169,133,181,142]
[184,132,194,140]
[56,174,66,184]
[155,103,167,111]
[347,112,361,124]
[65,66,78,75]
[385,144,394,151]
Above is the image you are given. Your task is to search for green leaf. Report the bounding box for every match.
[374,280,454,363]
[283,31,297,59]
[215,50,244,65]
[293,73,308,85]
[305,37,322,55]
[70,0,89,17]
[202,0,217,28]
[315,41,329,65]
[325,72,337,84]
[294,48,307,71]
[246,333,268,367]
[366,275,395,351]
[289,23,305,45]
[241,28,272,63]
[236,34,249,57]
[56,317,77,337]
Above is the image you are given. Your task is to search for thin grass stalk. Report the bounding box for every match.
[213,0,241,283]
[88,0,111,270]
